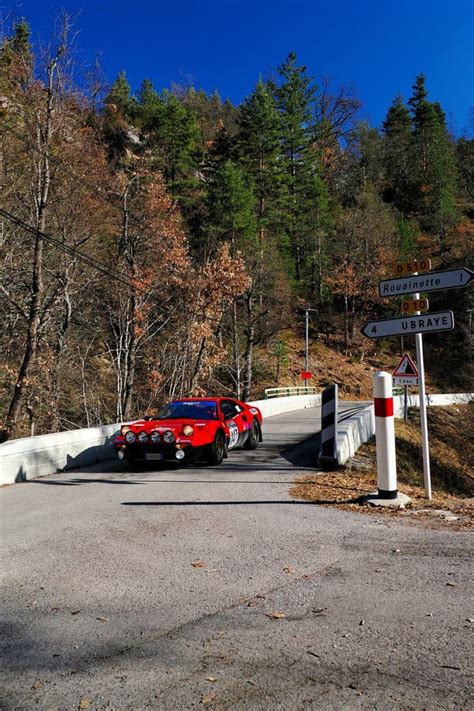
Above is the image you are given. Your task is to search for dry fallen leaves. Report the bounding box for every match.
[206,676,217,682]
[79,698,92,709]
[191,560,206,568]
[266,611,286,619]
[201,692,216,705]
[71,609,81,615]
[31,679,44,690]
[96,616,110,622]
[283,566,295,574]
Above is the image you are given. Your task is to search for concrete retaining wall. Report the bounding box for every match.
[249,393,321,418]
[336,405,375,466]
[393,392,473,417]
[0,424,119,486]
[335,392,473,467]
[0,394,321,486]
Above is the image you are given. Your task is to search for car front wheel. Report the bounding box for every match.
[207,430,225,466]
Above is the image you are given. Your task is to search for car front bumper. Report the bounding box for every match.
[115,443,203,463]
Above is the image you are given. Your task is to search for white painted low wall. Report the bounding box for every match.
[335,393,474,467]
[0,424,119,486]
[336,405,375,466]
[393,392,473,417]
[249,393,321,418]
[0,394,322,486]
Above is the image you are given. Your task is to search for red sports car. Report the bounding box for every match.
[114,397,263,466]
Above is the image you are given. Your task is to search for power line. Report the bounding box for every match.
[0,207,149,293]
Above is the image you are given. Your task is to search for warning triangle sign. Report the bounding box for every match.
[393,353,419,377]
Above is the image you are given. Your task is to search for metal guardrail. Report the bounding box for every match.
[264,386,317,399]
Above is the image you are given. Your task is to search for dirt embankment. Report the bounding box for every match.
[254,330,458,401]
[291,404,473,530]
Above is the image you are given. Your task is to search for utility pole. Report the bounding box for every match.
[304,308,318,372]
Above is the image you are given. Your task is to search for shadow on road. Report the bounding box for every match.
[32,477,145,486]
[29,429,323,486]
[121,498,353,507]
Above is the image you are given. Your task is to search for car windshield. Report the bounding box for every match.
[156,400,218,421]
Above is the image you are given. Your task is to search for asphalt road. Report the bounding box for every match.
[1,405,472,710]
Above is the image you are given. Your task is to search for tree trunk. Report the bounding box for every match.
[123,285,137,419]
[2,58,57,440]
[242,293,255,401]
[117,176,139,421]
[343,293,349,353]
[232,300,241,399]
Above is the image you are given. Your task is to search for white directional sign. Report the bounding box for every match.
[379,267,473,298]
[361,311,454,339]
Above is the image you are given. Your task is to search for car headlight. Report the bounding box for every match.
[121,425,131,435]
[150,430,161,443]
[163,430,175,443]
[125,431,136,443]
[138,431,149,443]
[182,425,194,436]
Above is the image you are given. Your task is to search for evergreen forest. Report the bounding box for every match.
[0,17,472,440]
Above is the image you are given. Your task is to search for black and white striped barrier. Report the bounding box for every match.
[317,383,339,469]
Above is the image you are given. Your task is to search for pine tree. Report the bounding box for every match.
[206,160,256,253]
[408,74,458,240]
[382,95,412,212]
[274,52,317,283]
[105,71,135,118]
[206,160,257,399]
[0,17,33,89]
[237,78,285,259]
[137,78,160,121]
[144,90,201,203]
[457,136,474,200]
[407,73,428,112]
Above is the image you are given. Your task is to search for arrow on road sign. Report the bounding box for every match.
[379,267,473,298]
[361,311,455,339]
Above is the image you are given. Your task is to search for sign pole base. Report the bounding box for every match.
[362,491,411,508]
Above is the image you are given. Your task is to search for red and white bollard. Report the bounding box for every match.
[373,371,398,499]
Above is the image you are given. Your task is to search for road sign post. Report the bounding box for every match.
[412,287,432,499]
[363,259,472,500]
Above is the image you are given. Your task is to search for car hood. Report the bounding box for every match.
[130,418,216,432]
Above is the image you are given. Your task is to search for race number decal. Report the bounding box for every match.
[228,421,239,449]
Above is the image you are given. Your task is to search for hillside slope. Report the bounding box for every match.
[252,329,469,401]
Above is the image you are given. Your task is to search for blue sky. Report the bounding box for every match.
[7,0,474,134]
